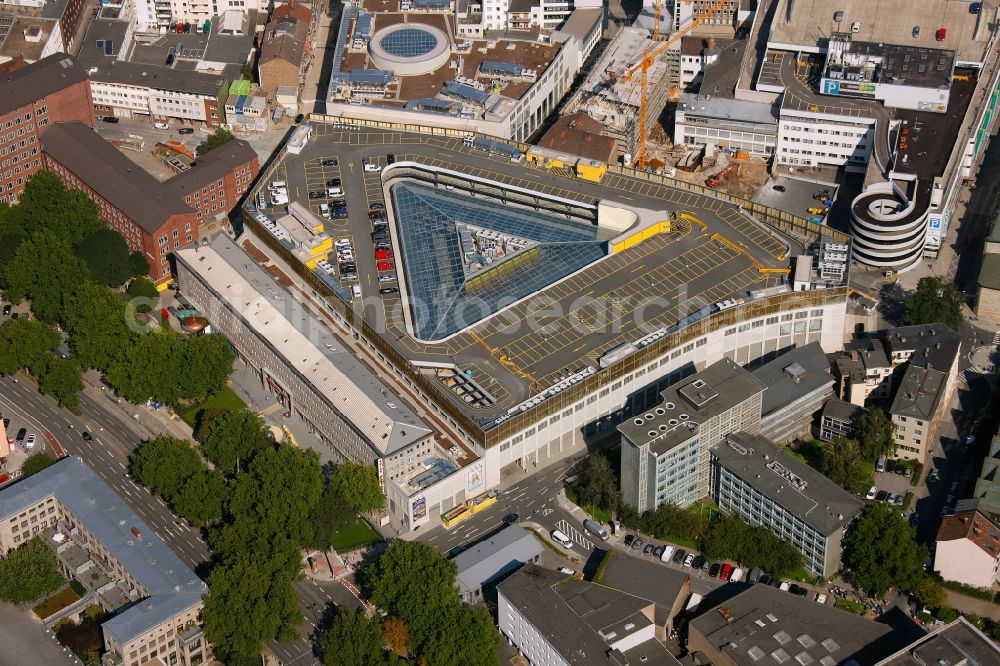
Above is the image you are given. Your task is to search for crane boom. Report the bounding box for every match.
[623,0,730,170]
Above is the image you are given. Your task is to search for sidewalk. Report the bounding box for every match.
[944,590,1000,622]
[80,371,195,443]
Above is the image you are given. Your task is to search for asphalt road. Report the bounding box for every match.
[0,376,359,666]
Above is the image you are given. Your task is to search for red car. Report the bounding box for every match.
[368,210,385,220]
[377,261,395,271]
[375,249,393,260]
[719,563,733,582]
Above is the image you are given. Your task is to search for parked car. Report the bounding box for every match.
[672,549,686,564]
[153,121,169,130]
[364,160,382,172]
[892,494,904,506]
[101,116,120,123]
[335,238,352,248]
[683,553,695,567]
[876,490,890,502]
[866,486,877,500]
[623,534,635,547]
[326,178,341,188]
[708,563,721,578]
[692,555,706,569]
[377,261,395,271]
[815,593,827,604]
[369,202,385,210]
[378,274,396,283]
[332,208,348,219]
[660,545,675,563]
[369,210,386,220]
[379,287,399,295]
[758,574,772,586]
[15,428,26,443]
[772,185,786,192]
[25,433,36,448]
[375,249,393,260]
[178,127,195,135]
[309,190,325,199]
[631,537,643,551]
[643,543,655,556]
[653,545,665,560]
[557,567,575,575]
[322,159,338,167]
[327,186,343,197]
[730,567,744,583]
[2,304,11,316]
[719,563,733,581]
[386,153,395,164]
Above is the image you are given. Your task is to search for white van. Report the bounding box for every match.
[551,529,573,549]
[363,159,382,172]
[660,545,675,563]
[268,181,286,191]
[876,455,887,473]
[351,285,362,299]
[730,568,744,583]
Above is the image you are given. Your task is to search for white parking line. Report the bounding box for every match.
[556,519,594,551]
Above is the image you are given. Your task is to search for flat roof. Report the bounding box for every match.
[750,342,835,416]
[0,53,88,116]
[0,17,56,62]
[453,524,543,594]
[889,364,946,421]
[690,584,900,666]
[174,234,433,457]
[876,617,1000,665]
[41,122,193,234]
[766,0,996,65]
[619,358,766,455]
[678,94,779,126]
[712,432,865,535]
[597,553,689,628]
[0,457,206,645]
[822,398,863,424]
[978,252,1000,291]
[536,113,618,164]
[498,564,681,666]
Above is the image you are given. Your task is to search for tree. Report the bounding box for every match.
[125,277,159,313]
[56,616,104,663]
[0,317,59,375]
[130,436,207,502]
[905,277,964,330]
[62,282,134,371]
[382,617,408,656]
[15,171,103,246]
[106,331,181,404]
[21,452,56,478]
[856,407,897,461]
[172,470,227,527]
[700,513,802,578]
[202,543,303,664]
[215,445,323,555]
[195,408,273,475]
[367,541,460,647]
[0,536,65,603]
[0,232,24,279]
[318,607,399,666]
[309,482,354,551]
[174,334,234,401]
[416,604,499,666]
[75,229,143,287]
[2,232,91,322]
[197,128,235,156]
[912,575,947,610]
[819,438,872,496]
[843,503,927,598]
[38,355,84,407]
[575,453,618,513]
[328,461,386,513]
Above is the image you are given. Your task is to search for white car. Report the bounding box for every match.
[557,567,576,575]
[379,274,396,283]
[319,204,330,219]
[334,239,352,248]
[815,593,827,604]
[328,186,343,197]
[154,122,169,129]
[865,486,877,500]
[268,181,286,190]
[779,581,791,592]
[25,433,36,449]
[363,161,382,172]
[683,554,695,567]
[270,196,288,206]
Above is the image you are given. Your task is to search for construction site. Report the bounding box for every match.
[561,0,767,194]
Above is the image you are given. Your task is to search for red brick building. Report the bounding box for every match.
[41,122,259,286]
[0,53,94,205]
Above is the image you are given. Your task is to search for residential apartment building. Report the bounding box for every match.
[885,323,962,371]
[497,564,681,666]
[935,510,1000,589]
[41,121,258,284]
[889,364,948,461]
[619,358,765,513]
[709,432,864,577]
[0,457,210,666]
[750,341,835,443]
[453,524,542,603]
[258,2,311,94]
[0,0,90,53]
[819,399,863,443]
[0,52,94,205]
[689,584,905,666]
[832,338,893,406]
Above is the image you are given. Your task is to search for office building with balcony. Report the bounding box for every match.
[619,358,765,513]
[709,432,864,577]
[750,341,835,443]
[0,457,210,666]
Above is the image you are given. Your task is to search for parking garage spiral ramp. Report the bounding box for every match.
[849,175,930,269]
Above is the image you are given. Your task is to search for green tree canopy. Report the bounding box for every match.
[856,407,897,461]
[38,355,84,407]
[125,277,159,313]
[843,503,926,598]
[197,128,235,156]
[318,607,400,666]
[328,461,386,513]
[130,436,207,502]
[2,232,91,322]
[700,513,802,578]
[417,604,498,666]
[912,575,947,610]
[819,437,873,496]
[195,408,273,475]
[574,453,618,513]
[0,536,65,603]
[0,232,24,279]
[905,277,964,330]
[172,470,227,527]
[367,541,459,642]
[0,317,60,375]
[21,452,57,478]
[62,282,133,372]
[13,171,103,245]
[75,229,144,288]
[106,331,181,404]
[175,333,234,402]
[308,481,354,551]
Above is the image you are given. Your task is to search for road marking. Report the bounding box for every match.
[542,508,553,517]
[556,519,594,551]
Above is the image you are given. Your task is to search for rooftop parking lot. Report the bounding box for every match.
[250,126,802,423]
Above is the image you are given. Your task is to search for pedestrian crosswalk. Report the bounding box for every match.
[555,519,594,551]
[992,330,1000,345]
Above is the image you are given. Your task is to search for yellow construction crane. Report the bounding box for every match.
[622,0,729,170]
